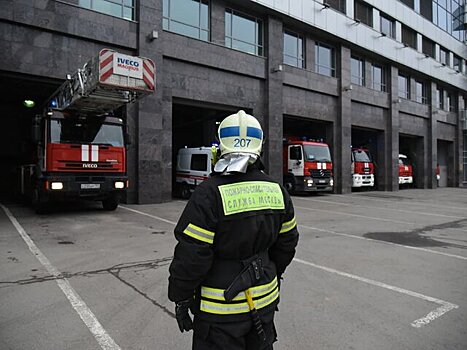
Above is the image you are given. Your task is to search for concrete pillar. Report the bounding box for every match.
[395,21,402,42]
[136,0,171,203]
[265,15,284,182]
[416,33,422,51]
[385,66,399,191]
[347,0,354,18]
[306,36,315,72]
[211,0,225,46]
[335,45,352,194]
[456,93,464,186]
[372,9,380,31]
[364,60,372,88]
[427,82,438,188]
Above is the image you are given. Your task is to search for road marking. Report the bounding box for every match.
[0,204,121,350]
[293,257,459,328]
[294,196,467,220]
[299,224,467,261]
[119,205,177,225]
[121,203,462,327]
[351,192,467,211]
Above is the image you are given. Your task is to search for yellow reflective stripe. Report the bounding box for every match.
[280,216,297,234]
[183,223,215,244]
[218,181,285,216]
[200,287,279,315]
[200,277,278,301]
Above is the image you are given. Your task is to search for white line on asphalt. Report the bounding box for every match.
[293,257,459,328]
[120,204,462,327]
[119,205,177,225]
[299,224,467,261]
[294,196,467,220]
[0,204,121,350]
[351,192,467,211]
[294,205,414,225]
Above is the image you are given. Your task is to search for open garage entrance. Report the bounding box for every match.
[399,134,423,188]
[0,72,59,200]
[283,116,332,143]
[437,140,454,187]
[171,101,238,197]
[351,127,380,190]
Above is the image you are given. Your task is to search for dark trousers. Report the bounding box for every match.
[192,316,277,350]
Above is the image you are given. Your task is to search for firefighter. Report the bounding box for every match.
[168,110,299,349]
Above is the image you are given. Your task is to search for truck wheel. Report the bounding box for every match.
[102,197,119,211]
[284,176,295,194]
[180,183,191,199]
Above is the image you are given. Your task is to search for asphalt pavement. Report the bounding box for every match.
[1,188,466,350]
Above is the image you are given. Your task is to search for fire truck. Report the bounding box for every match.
[398,154,413,186]
[283,137,334,193]
[21,49,155,212]
[351,147,375,188]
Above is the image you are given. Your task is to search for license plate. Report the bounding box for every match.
[318,180,326,183]
[81,183,100,189]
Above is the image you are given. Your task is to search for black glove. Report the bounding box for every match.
[175,299,193,333]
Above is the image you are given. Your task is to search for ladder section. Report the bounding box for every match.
[50,49,155,114]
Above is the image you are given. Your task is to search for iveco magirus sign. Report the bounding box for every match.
[113,52,143,79]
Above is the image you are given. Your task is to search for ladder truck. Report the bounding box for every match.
[21,49,155,213]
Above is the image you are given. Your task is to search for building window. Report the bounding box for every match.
[432,0,466,42]
[283,30,304,68]
[447,92,456,112]
[371,64,386,92]
[225,9,263,56]
[401,24,417,49]
[315,42,336,77]
[436,87,444,109]
[77,0,134,20]
[453,55,462,72]
[439,46,450,66]
[355,0,373,27]
[415,80,427,104]
[163,0,209,41]
[326,0,347,14]
[351,56,365,86]
[398,74,410,99]
[422,36,435,58]
[380,14,396,38]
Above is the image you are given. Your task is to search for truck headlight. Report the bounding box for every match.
[51,182,63,190]
[306,179,313,186]
[114,181,125,189]
[330,179,334,187]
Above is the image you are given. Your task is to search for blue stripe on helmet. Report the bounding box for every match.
[219,126,240,138]
[246,127,263,139]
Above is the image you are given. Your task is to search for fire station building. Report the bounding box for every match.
[1,0,466,204]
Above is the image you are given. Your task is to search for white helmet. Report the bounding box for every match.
[218,110,263,157]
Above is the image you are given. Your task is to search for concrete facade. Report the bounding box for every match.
[0,0,465,203]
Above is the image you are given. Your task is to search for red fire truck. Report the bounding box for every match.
[398,154,413,186]
[20,49,155,212]
[283,137,334,193]
[351,147,375,188]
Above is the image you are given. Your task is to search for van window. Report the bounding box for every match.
[191,154,208,171]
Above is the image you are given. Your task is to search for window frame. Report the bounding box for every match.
[162,0,210,41]
[398,74,410,99]
[354,0,373,27]
[315,42,336,77]
[350,55,365,86]
[371,64,387,92]
[283,30,305,69]
[380,13,396,39]
[401,24,417,49]
[225,8,263,56]
[76,0,135,20]
[414,80,428,104]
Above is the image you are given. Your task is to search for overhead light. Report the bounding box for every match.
[23,100,35,108]
[321,3,330,10]
[379,32,387,38]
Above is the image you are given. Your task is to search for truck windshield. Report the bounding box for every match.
[303,144,331,162]
[353,150,371,162]
[50,118,124,146]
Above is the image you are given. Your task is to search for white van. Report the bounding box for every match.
[176,147,213,198]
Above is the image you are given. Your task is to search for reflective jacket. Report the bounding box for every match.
[168,164,299,323]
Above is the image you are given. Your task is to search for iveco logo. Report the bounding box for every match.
[83,163,98,168]
[319,169,324,177]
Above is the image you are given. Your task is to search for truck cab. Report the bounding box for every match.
[175,147,213,199]
[283,139,333,193]
[351,147,374,188]
[398,154,413,186]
